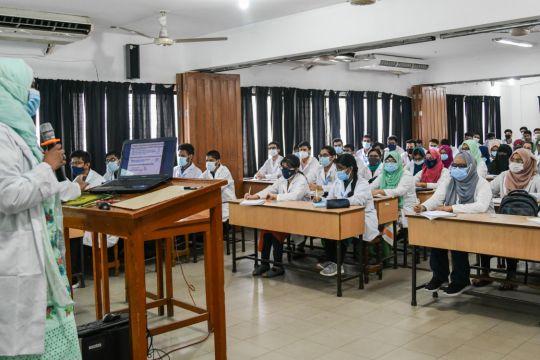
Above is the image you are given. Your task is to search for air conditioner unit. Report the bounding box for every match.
[0,7,93,45]
[349,54,429,75]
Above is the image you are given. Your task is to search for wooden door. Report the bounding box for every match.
[412,86,447,146]
[177,73,243,198]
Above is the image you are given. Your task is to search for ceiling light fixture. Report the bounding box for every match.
[493,38,534,48]
[239,0,249,10]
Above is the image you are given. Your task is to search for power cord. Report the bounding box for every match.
[174,236,197,305]
[147,327,170,360]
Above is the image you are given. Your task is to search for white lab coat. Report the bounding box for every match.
[384,146,405,157]
[414,168,451,189]
[315,163,338,192]
[0,123,81,356]
[401,152,412,166]
[326,177,379,242]
[359,162,383,182]
[490,171,540,201]
[257,155,283,178]
[477,160,488,179]
[355,148,371,166]
[173,162,203,179]
[422,177,495,214]
[256,173,311,202]
[300,156,320,184]
[200,164,236,222]
[74,168,104,190]
[103,168,118,181]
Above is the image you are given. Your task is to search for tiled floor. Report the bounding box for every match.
[73,234,540,359]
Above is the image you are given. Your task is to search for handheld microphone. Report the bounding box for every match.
[40,122,67,182]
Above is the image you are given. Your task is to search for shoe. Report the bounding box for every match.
[424,277,449,292]
[320,262,344,277]
[443,283,471,297]
[72,282,80,289]
[317,261,332,270]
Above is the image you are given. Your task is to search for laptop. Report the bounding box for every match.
[90,137,177,194]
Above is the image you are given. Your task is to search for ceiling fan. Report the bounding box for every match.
[291,54,356,71]
[493,26,540,37]
[113,11,227,46]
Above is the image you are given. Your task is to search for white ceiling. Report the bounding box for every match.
[0,0,345,38]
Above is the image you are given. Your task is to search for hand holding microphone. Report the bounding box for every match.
[43,144,66,171]
[40,123,67,181]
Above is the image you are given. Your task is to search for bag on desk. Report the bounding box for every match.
[499,189,539,216]
[326,199,350,209]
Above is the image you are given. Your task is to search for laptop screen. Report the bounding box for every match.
[119,138,176,178]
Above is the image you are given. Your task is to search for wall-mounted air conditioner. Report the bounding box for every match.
[349,54,429,75]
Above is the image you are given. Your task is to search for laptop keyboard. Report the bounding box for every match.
[102,179,159,187]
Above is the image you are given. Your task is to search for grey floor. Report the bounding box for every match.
[73,232,540,360]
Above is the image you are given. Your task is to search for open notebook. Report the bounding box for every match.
[420,211,458,221]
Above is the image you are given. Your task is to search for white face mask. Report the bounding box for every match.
[299,151,309,159]
[269,149,278,157]
[509,163,524,173]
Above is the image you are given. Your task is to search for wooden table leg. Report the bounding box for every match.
[100,233,110,315]
[92,232,103,320]
[64,227,73,298]
[156,238,164,316]
[203,229,214,332]
[164,237,174,317]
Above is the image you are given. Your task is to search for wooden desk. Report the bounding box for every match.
[63,179,228,360]
[242,179,276,196]
[416,189,435,204]
[494,201,540,213]
[373,197,399,225]
[228,199,365,296]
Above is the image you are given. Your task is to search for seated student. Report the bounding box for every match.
[245,155,310,277]
[356,134,373,165]
[464,132,474,141]
[298,141,319,184]
[461,140,487,178]
[372,142,385,152]
[313,154,378,276]
[484,132,497,148]
[360,148,383,182]
[534,128,540,153]
[104,150,121,181]
[520,126,528,139]
[294,144,300,157]
[479,145,491,167]
[441,138,459,157]
[502,129,515,146]
[524,141,535,153]
[415,151,494,296]
[255,141,283,179]
[439,144,453,169]
[311,146,337,193]
[405,147,425,175]
[523,130,533,143]
[384,135,405,156]
[333,138,344,157]
[402,139,416,165]
[343,143,355,155]
[473,132,482,144]
[488,140,501,160]
[428,139,439,150]
[173,143,203,179]
[414,149,450,189]
[200,150,236,227]
[70,150,105,189]
[488,144,512,175]
[513,139,524,151]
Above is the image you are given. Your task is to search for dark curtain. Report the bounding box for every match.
[283,88,295,154]
[312,89,326,156]
[345,92,354,145]
[131,83,152,139]
[295,89,311,149]
[465,95,483,135]
[366,91,379,142]
[328,90,341,141]
[61,80,85,179]
[446,94,457,146]
[381,93,391,143]
[494,97,502,140]
[84,82,107,175]
[391,95,402,146]
[35,79,62,144]
[401,97,413,145]
[484,96,502,141]
[455,95,465,145]
[270,87,284,147]
[155,84,176,138]
[255,87,269,169]
[105,82,130,153]
[350,91,365,150]
[241,87,256,177]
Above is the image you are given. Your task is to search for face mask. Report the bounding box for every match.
[71,165,85,177]
[425,158,437,169]
[368,158,380,167]
[206,161,216,172]
[335,146,343,154]
[521,132,525,136]
[407,148,414,155]
[269,149,278,157]
[535,134,539,139]
[388,144,397,151]
[462,150,471,153]
[491,151,498,157]
[384,163,398,173]
[337,169,350,181]
[343,151,351,155]
[363,142,371,150]
[282,168,296,179]
[299,151,309,159]
[429,146,437,150]
[179,156,188,167]
[473,138,480,143]
[295,152,300,158]
[441,154,449,161]
[23,89,40,117]
[319,157,331,167]
[509,163,524,173]
[414,159,424,166]
[481,156,487,162]
[107,161,119,172]
[451,167,468,181]
[505,134,512,140]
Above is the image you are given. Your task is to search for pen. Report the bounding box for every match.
[249,187,251,196]
[315,189,318,201]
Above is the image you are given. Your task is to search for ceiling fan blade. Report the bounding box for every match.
[174,37,228,43]
[290,64,305,71]
[118,27,156,39]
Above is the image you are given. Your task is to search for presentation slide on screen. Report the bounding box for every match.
[125,142,164,175]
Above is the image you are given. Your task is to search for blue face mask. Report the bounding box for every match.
[384,163,398,173]
[491,151,498,157]
[441,154,449,161]
[179,156,188,167]
[425,158,438,169]
[462,149,471,153]
[388,144,397,151]
[294,152,300,158]
[335,146,343,154]
[107,161,119,172]
[414,159,424,166]
[71,165,85,177]
[282,168,296,179]
[451,167,468,181]
[337,169,350,181]
[23,90,40,117]
[206,161,216,172]
[319,157,331,167]
[363,142,371,150]
[473,138,480,143]
[429,146,437,150]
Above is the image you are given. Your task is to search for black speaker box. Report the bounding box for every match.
[79,324,130,360]
[125,44,140,79]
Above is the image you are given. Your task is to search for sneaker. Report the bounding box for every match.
[424,277,449,292]
[317,261,332,270]
[443,283,471,297]
[320,262,344,277]
[72,282,80,289]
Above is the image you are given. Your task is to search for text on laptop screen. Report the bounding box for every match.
[120,141,176,177]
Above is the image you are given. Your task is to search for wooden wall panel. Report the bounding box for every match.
[177,73,243,199]
[412,86,447,147]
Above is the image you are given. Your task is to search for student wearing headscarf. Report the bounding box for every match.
[0,58,86,358]
[513,139,525,151]
[488,140,501,160]
[487,144,512,175]
[414,152,494,296]
[414,148,450,189]
[404,147,425,175]
[461,139,487,179]
[439,145,453,169]
[479,145,491,167]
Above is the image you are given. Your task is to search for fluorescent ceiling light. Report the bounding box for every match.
[239,0,249,10]
[493,38,534,48]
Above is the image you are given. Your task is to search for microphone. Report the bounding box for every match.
[40,122,67,182]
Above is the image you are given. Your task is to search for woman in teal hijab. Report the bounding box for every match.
[0,58,86,359]
[461,139,488,178]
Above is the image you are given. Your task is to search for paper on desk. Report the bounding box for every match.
[265,175,278,180]
[240,199,267,206]
[493,198,502,204]
[375,194,392,198]
[112,186,193,210]
[527,218,540,225]
[420,211,458,221]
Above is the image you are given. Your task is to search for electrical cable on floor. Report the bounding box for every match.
[153,328,214,360]
[175,237,197,306]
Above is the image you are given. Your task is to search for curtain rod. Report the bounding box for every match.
[417,73,540,87]
[249,87,411,99]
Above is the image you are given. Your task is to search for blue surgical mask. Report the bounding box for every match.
[441,154,449,161]
[343,151,351,155]
[491,151,498,157]
[451,167,468,181]
[206,161,216,172]
[384,163,398,173]
[474,138,480,143]
[388,144,397,151]
[414,160,424,166]
[294,152,300,158]
[179,156,188,167]
[425,158,437,169]
[462,150,471,153]
[107,161,119,172]
[71,166,85,177]
[282,168,296,179]
[319,157,331,168]
[363,142,371,150]
[429,146,437,150]
[337,170,350,181]
[335,146,343,154]
[23,89,40,116]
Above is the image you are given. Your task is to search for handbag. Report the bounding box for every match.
[326,198,350,209]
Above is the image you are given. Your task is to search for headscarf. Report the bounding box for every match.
[421,149,444,183]
[513,139,525,151]
[488,144,512,175]
[439,145,453,169]
[0,58,74,310]
[504,148,538,194]
[412,147,425,175]
[445,151,479,206]
[488,140,501,156]
[380,150,405,209]
[479,145,491,167]
[462,139,482,166]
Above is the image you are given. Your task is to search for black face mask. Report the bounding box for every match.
[368,158,380,167]
[407,148,414,155]
[505,134,512,140]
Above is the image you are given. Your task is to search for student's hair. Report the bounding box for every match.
[464,132,473,138]
[524,130,532,136]
[387,135,398,142]
[105,150,121,159]
[473,132,481,137]
[206,150,221,160]
[335,154,359,198]
[298,141,311,150]
[368,148,382,158]
[524,141,534,149]
[320,145,337,157]
[505,129,513,134]
[440,139,451,146]
[520,126,528,131]
[269,141,281,150]
[416,139,423,145]
[281,154,306,180]
[372,142,384,150]
[333,138,343,145]
[486,132,495,139]
[344,143,355,151]
[363,134,372,141]
[535,128,540,132]
[293,144,299,150]
[178,143,195,156]
[429,139,439,145]
[70,150,91,164]
[406,139,416,145]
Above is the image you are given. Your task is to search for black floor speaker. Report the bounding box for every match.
[79,323,130,360]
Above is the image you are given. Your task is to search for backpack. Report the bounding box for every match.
[498,189,539,216]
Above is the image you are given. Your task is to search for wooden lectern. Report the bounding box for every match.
[62,179,228,360]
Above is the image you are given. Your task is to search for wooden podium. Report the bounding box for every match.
[62,179,228,360]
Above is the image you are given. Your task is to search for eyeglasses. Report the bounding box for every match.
[510,158,524,164]
[318,154,331,158]
[451,163,468,169]
[268,147,277,150]
[105,158,118,163]
[384,159,397,164]
[368,156,380,159]
[70,161,84,166]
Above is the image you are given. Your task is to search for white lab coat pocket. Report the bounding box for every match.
[0,230,20,276]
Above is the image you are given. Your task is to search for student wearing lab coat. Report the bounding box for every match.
[245,155,310,277]
[0,57,86,358]
[314,154,378,276]
[401,140,415,166]
[414,149,450,189]
[355,134,373,165]
[383,135,405,157]
[415,152,494,296]
[441,139,459,158]
[103,150,121,181]
[311,145,338,193]
[405,147,425,176]
[359,148,383,182]
[70,150,106,189]
[461,139,488,179]
[254,141,283,179]
[173,143,203,179]
[298,141,319,184]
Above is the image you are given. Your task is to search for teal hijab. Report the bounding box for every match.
[462,139,482,165]
[380,150,405,209]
